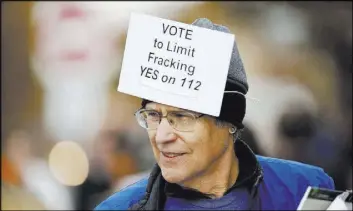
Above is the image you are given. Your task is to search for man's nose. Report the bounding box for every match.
[155,118,177,144]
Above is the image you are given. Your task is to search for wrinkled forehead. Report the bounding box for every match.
[145,102,199,114]
[145,102,182,112]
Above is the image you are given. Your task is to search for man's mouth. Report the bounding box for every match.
[162,152,186,158]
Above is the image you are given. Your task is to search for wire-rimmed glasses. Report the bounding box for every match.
[134,109,204,132]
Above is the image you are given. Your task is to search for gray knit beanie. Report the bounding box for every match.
[191,18,249,94]
[142,18,248,129]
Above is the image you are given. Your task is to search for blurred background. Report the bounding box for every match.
[1,1,351,210]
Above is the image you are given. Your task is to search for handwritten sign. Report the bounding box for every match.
[118,13,234,116]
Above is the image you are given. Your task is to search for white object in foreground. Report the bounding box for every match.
[297,186,352,210]
[327,190,352,210]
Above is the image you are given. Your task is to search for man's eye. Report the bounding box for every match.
[173,113,191,119]
[174,113,186,118]
[147,112,159,117]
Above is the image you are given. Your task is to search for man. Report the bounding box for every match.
[95,18,334,210]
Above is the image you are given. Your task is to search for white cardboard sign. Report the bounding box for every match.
[118,13,234,116]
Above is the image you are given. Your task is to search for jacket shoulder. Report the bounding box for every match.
[256,155,335,189]
[256,155,335,209]
[94,177,148,210]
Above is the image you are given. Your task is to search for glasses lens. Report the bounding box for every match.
[168,112,196,132]
[136,110,160,129]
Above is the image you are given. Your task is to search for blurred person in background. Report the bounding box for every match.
[95,18,335,210]
[276,106,343,181]
[274,21,352,191]
[276,103,351,192]
[330,36,352,191]
[75,130,138,210]
[299,1,352,191]
[276,106,319,162]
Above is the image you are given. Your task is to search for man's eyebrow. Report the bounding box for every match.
[145,105,183,112]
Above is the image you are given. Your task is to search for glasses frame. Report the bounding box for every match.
[134,108,205,132]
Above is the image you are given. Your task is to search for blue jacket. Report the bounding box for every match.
[95,147,334,210]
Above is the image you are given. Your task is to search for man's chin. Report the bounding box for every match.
[160,167,188,184]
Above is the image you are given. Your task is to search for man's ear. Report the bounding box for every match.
[229,126,237,135]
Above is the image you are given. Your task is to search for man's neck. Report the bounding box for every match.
[179,142,239,198]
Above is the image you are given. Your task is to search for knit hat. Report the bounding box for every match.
[142,18,248,129]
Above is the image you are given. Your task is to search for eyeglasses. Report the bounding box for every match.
[134,109,204,132]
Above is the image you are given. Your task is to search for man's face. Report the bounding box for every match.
[145,102,231,185]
